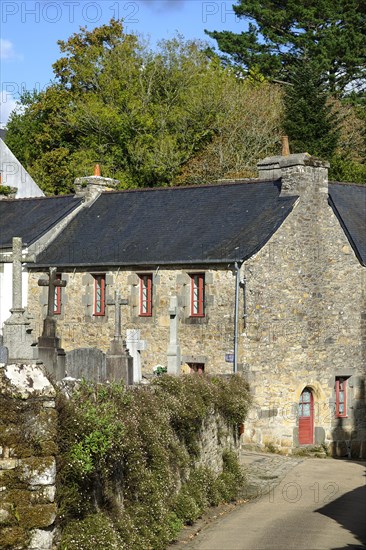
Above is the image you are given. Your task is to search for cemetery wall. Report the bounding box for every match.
[0,363,57,550]
[0,363,241,549]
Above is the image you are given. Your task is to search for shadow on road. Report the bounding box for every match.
[316,482,366,546]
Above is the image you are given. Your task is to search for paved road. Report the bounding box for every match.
[183,458,366,550]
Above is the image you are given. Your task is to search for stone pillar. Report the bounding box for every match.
[0,363,57,550]
[3,237,37,362]
[167,296,181,375]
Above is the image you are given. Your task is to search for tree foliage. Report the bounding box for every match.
[5,20,283,194]
[283,59,340,158]
[206,0,366,96]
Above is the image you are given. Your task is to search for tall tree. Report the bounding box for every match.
[283,60,340,158]
[206,0,366,96]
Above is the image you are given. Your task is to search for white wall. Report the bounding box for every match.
[0,139,44,198]
[0,263,28,335]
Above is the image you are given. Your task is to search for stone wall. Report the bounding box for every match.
[197,413,239,474]
[27,268,238,376]
[0,363,57,550]
[242,156,366,456]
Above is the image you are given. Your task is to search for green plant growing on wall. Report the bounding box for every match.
[57,375,251,549]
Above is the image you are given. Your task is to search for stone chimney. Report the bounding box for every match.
[257,152,329,203]
[74,164,119,202]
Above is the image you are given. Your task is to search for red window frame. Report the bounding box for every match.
[53,273,62,315]
[335,378,347,418]
[139,274,152,317]
[190,273,205,317]
[93,274,106,316]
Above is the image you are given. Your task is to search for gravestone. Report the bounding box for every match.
[66,347,106,382]
[167,296,181,375]
[126,329,146,383]
[3,237,37,362]
[37,267,67,381]
[106,290,133,384]
[0,345,9,365]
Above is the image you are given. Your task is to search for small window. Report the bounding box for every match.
[93,274,106,316]
[139,274,152,316]
[188,362,205,374]
[190,273,205,317]
[53,273,62,315]
[336,377,347,418]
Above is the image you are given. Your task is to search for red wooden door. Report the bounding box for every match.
[298,388,314,445]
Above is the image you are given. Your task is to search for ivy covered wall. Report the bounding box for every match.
[0,366,251,549]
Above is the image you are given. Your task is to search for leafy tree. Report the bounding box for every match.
[283,59,340,158]
[206,0,366,96]
[5,20,283,194]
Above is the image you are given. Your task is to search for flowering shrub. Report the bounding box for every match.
[57,375,251,549]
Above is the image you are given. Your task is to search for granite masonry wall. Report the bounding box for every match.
[241,156,366,456]
[27,268,238,376]
[0,363,238,549]
[0,363,57,550]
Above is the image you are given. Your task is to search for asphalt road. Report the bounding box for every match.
[183,458,366,550]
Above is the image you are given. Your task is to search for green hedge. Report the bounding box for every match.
[57,375,251,549]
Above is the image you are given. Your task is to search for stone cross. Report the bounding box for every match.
[167,296,181,375]
[126,329,146,383]
[11,236,23,312]
[3,237,37,362]
[107,290,128,338]
[38,267,67,318]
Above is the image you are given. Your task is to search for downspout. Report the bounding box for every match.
[233,261,241,374]
[242,271,247,329]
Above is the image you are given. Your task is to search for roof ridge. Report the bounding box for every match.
[329,181,366,188]
[101,179,277,196]
[1,194,80,203]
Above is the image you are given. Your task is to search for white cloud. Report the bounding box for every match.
[0,91,18,128]
[0,39,22,61]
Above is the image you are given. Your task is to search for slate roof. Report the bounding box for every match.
[0,195,82,249]
[35,180,297,267]
[329,183,366,266]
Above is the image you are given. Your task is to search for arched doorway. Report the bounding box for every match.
[298,387,314,445]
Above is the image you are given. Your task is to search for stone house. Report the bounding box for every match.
[1,153,365,455]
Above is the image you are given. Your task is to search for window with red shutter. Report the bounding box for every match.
[190,273,205,317]
[335,377,348,418]
[139,274,152,316]
[93,274,106,316]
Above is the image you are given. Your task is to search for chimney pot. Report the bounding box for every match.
[94,164,101,177]
[282,136,290,156]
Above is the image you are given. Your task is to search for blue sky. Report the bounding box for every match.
[1,0,246,127]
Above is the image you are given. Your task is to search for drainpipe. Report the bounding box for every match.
[233,261,241,374]
[242,271,247,329]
